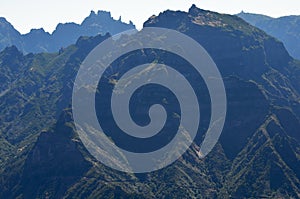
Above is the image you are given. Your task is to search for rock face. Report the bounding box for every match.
[237,11,300,60]
[0,11,135,53]
[0,5,300,198]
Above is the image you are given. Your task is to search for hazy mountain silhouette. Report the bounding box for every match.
[237,11,300,60]
[0,11,135,53]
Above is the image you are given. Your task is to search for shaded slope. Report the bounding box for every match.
[0,34,110,199]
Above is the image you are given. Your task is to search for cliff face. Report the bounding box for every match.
[0,5,300,198]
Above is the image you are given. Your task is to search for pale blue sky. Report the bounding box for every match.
[0,0,299,34]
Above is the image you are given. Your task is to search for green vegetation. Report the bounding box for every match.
[0,5,299,198]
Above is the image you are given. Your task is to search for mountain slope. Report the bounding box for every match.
[0,34,111,198]
[0,5,300,198]
[237,12,300,60]
[146,6,299,111]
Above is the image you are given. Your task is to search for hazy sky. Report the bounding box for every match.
[0,0,299,34]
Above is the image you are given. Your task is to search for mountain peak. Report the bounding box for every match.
[189,4,207,14]
[0,17,17,30]
[145,4,261,35]
[28,28,47,34]
[3,45,21,54]
[0,17,8,23]
[144,5,291,77]
[86,10,112,21]
[97,10,112,17]
[89,10,96,16]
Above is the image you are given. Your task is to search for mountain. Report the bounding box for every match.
[0,17,23,52]
[237,12,300,60]
[0,11,135,54]
[0,5,300,198]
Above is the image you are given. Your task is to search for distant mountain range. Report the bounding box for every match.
[0,11,135,53]
[237,11,300,60]
[0,5,300,198]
